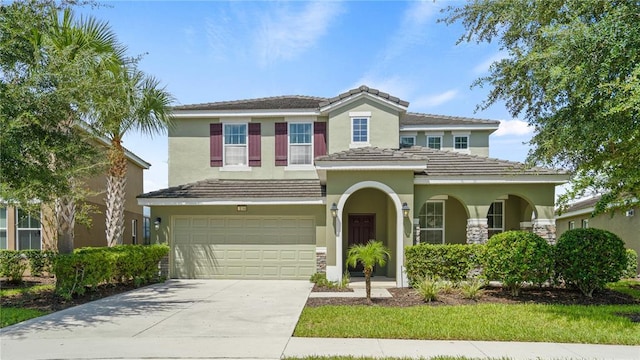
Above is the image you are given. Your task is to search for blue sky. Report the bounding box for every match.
[85,1,533,192]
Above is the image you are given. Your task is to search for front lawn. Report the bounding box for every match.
[1,308,50,328]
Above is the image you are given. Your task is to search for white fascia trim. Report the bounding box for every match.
[316,164,427,171]
[415,175,568,184]
[173,109,320,118]
[320,92,408,113]
[137,198,326,206]
[400,125,499,132]
[556,207,594,219]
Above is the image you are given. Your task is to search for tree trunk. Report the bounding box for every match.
[55,196,76,254]
[105,139,127,247]
[364,267,372,302]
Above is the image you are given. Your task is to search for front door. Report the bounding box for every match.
[347,214,375,275]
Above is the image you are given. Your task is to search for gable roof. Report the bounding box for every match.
[138,179,325,205]
[172,95,325,111]
[400,113,500,127]
[318,85,409,108]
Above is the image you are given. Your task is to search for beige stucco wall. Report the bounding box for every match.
[327,98,400,153]
[556,208,640,271]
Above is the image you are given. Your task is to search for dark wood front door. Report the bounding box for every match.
[347,214,375,273]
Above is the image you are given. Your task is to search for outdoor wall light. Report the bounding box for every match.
[402,203,410,218]
[154,217,161,230]
[330,203,338,218]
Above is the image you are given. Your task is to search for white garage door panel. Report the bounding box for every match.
[172,216,316,279]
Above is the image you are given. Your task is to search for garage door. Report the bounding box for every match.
[171,216,316,279]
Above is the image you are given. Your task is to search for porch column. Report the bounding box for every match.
[533,219,557,245]
[466,218,488,244]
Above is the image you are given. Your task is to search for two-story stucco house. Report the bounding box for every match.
[138,86,567,286]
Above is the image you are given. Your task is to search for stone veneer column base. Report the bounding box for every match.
[315,247,327,273]
[533,219,557,245]
[466,218,489,244]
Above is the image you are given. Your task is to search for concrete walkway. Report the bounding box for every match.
[1,279,638,360]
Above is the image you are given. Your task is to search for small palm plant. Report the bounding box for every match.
[346,240,390,302]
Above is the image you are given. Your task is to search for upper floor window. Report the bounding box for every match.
[454,135,469,150]
[16,208,41,250]
[427,136,442,150]
[289,123,313,165]
[581,219,589,228]
[568,221,575,230]
[400,135,415,148]
[487,201,504,238]
[351,117,369,144]
[224,123,248,166]
[0,207,6,249]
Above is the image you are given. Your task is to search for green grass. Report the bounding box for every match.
[295,303,640,345]
[0,284,54,297]
[607,279,640,299]
[1,308,50,328]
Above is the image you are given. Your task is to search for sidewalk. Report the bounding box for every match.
[283,338,640,360]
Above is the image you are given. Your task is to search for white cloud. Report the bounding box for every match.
[256,2,344,66]
[411,89,459,108]
[494,119,533,137]
[473,52,508,75]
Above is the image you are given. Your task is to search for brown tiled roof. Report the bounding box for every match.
[172,95,326,111]
[401,147,565,176]
[138,179,325,199]
[315,147,426,163]
[401,113,500,127]
[319,85,409,108]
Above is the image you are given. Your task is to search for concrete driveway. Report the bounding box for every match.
[0,279,313,360]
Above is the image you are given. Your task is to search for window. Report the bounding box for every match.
[427,136,442,150]
[223,123,247,166]
[16,208,41,250]
[400,136,416,148]
[420,201,445,244]
[143,217,150,244]
[132,219,138,245]
[0,207,6,249]
[351,118,369,144]
[289,123,312,165]
[454,136,469,150]
[581,219,589,228]
[487,201,504,238]
[568,221,575,230]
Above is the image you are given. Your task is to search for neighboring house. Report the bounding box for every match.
[1,145,150,251]
[556,196,640,271]
[138,86,568,286]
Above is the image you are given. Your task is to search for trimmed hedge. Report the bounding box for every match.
[623,249,638,278]
[482,231,554,296]
[0,250,56,282]
[405,244,483,284]
[556,228,627,297]
[53,244,169,300]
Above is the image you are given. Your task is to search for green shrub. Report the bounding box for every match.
[53,244,169,300]
[623,249,638,278]
[405,244,483,285]
[414,276,440,302]
[0,250,28,283]
[23,250,56,277]
[309,271,350,289]
[556,228,628,297]
[482,231,554,296]
[460,279,485,300]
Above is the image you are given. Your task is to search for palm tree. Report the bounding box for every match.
[346,240,390,302]
[90,65,174,247]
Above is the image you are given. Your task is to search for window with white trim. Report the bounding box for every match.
[420,201,445,244]
[581,219,589,228]
[289,123,313,165]
[454,135,469,150]
[487,201,504,238]
[427,136,442,150]
[16,208,41,250]
[0,207,7,249]
[399,135,416,148]
[351,117,369,144]
[568,221,575,230]
[223,123,247,166]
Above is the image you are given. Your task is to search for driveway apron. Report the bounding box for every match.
[0,279,313,360]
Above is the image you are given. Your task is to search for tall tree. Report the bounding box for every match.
[444,0,640,213]
[88,65,174,247]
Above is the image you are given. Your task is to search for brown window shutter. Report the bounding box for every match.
[248,123,261,167]
[275,122,288,166]
[313,122,327,159]
[210,123,223,167]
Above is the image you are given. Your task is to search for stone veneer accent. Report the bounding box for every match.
[533,219,557,245]
[316,247,327,273]
[466,218,489,244]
